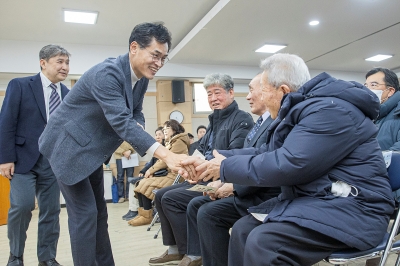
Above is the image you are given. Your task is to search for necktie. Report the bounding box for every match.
[247,116,263,143]
[49,83,61,116]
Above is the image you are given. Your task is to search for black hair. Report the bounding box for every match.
[129,22,172,51]
[164,119,185,138]
[196,125,207,134]
[366,67,399,92]
[187,133,194,139]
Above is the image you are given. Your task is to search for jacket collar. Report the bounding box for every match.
[379,91,400,118]
[208,100,239,123]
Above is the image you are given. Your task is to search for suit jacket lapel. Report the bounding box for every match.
[120,53,133,110]
[30,73,47,122]
[60,84,69,100]
[248,116,273,147]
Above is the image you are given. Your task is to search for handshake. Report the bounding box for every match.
[177,150,226,183]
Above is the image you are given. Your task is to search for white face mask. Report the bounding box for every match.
[370,89,383,102]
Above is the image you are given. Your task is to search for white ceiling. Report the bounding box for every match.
[0,0,399,76]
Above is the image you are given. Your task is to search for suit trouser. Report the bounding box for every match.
[229,215,350,266]
[115,159,134,198]
[8,154,60,261]
[155,182,202,254]
[187,196,243,266]
[58,166,114,266]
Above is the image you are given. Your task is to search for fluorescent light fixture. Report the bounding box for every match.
[255,44,286,53]
[365,54,393,62]
[309,20,319,26]
[64,10,98,24]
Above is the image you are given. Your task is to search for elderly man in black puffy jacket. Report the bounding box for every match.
[180,54,394,266]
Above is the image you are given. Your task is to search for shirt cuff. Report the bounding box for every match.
[146,142,160,157]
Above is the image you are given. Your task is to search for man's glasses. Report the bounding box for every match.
[143,47,169,65]
[363,82,388,90]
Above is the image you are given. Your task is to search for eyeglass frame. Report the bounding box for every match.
[364,81,393,90]
[142,46,169,65]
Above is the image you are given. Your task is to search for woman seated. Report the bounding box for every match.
[129,119,189,226]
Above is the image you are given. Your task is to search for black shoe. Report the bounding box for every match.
[123,210,138,220]
[122,210,131,219]
[38,258,61,266]
[7,253,23,266]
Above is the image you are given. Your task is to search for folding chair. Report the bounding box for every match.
[326,151,400,265]
[147,174,182,239]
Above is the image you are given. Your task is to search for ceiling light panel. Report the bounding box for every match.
[255,44,287,53]
[309,20,319,26]
[365,54,393,62]
[64,10,98,24]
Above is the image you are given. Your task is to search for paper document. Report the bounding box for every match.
[121,153,139,168]
[382,150,393,168]
[187,184,217,193]
[192,149,205,160]
[250,213,268,222]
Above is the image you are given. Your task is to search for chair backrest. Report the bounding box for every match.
[387,152,400,192]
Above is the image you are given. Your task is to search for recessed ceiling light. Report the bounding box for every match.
[365,54,393,62]
[255,44,287,53]
[309,20,319,26]
[64,10,98,24]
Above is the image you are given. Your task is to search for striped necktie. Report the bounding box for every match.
[247,116,263,143]
[49,83,61,115]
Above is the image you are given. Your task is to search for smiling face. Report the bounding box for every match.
[246,74,268,116]
[129,38,168,80]
[206,85,234,110]
[40,54,70,83]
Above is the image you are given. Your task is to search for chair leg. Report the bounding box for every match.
[147,212,159,231]
[154,225,161,239]
[395,253,400,266]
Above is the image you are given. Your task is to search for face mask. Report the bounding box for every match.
[370,89,383,102]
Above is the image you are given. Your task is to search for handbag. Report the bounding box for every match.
[153,169,168,177]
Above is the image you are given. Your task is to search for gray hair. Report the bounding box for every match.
[39,44,70,61]
[203,73,234,92]
[260,53,310,92]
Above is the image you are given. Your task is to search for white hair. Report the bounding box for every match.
[260,53,310,92]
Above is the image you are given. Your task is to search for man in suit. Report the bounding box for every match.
[180,73,279,266]
[188,125,207,155]
[0,44,70,266]
[39,23,185,266]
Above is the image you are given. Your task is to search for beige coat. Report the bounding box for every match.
[134,133,189,200]
[114,141,135,159]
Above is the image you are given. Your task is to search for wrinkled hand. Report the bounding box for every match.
[0,162,14,180]
[164,153,189,173]
[204,180,223,200]
[178,156,206,181]
[215,183,234,199]
[196,150,226,182]
[123,150,132,158]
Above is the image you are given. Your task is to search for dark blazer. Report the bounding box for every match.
[39,53,157,185]
[0,73,69,174]
[232,115,280,216]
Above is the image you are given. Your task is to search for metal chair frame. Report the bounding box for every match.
[326,151,400,266]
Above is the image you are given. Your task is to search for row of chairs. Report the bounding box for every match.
[145,153,400,265]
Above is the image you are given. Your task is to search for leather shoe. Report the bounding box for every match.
[7,253,23,266]
[38,258,62,266]
[123,210,138,220]
[178,255,202,266]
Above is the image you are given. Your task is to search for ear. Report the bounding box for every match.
[279,84,291,95]
[387,87,396,98]
[129,41,139,55]
[39,59,46,70]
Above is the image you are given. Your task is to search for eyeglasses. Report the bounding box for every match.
[363,82,388,90]
[143,47,169,65]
